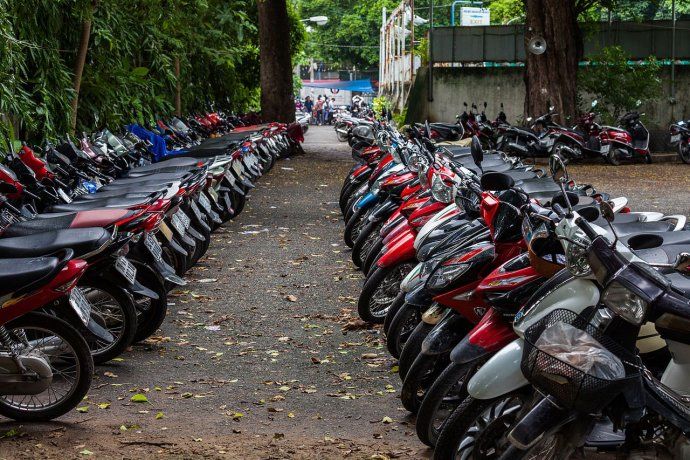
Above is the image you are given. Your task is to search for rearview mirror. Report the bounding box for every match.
[549,155,568,182]
[470,136,484,169]
[599,201,615,223]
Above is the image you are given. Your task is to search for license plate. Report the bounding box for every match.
[497,136,503,145]
[542,138,555,148]
[58,188,72,203]
[601,144,611,153]
[144,233,163,261]
[159,221,174,241]
[115,257,137,284]
[224,169,236,184]
[671,134,681,144]
[170,213,186,235]
[178,210,191,229]
[190,200,204,222]
[69,287,92,326]
[198,193,212,212]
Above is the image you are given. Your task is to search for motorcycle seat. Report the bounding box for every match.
[666,272,690,297]
[514,178,561,195]
[107,172,194,185]
[48,196,151,212]
[0,228,111,259]
[611,221,676,237]
[100,180,178,191]
[0,256,61,297]
[635,245,689,268]
[3,209,133,238]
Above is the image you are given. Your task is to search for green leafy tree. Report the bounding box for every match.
[579,45,662,122]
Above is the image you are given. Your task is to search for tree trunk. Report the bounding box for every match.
[256,0,295,123]
[174,57,182,117]
[523,0,582,125]
[70,2,96,134]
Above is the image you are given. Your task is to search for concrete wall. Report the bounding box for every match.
[407,66,690,151]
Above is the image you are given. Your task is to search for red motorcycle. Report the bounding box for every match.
[0,250,94,421]
[599,111,652,165]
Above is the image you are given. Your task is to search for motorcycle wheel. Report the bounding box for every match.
[400,351,450,414]
[162,239,187,278]
[232,190,247,217]
[398,321,434,380]
[352,220,383,268]
[130,261,168,343]
[385,301,420,359]
[190,222,212,265]
[0,312,93,422]
[80,281,137,364]
[357,263,413,323]
[607,149,621,166]
[383,292,406,336]
[415,360,481,447]
[363,236,385,275]
[433,391,530,460]
[680,143,690,164]
[344,207,367,248]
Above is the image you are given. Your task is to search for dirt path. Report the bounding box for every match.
[0,126,426,459]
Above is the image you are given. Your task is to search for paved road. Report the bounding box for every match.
[1,126,688,459]
[1,126,425,459]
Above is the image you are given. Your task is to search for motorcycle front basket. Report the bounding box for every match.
[521,309,642,413]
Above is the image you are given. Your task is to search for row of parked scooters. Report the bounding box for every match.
[339,122,690,459]
[0,111,304,422]
[338,101,690,166]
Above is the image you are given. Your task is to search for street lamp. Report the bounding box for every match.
[300,16,329,82]
[302,16,329,26]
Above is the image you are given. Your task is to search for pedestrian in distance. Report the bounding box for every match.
[304,96,314,125]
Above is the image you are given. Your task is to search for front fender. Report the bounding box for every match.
[467,338,528,400]
[354,191,379,211]
[421,310,473,356]
[377,229,416,269]
[451,308,517,364]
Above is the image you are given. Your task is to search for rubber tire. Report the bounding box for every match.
[415,360,478,447]
[0,312,93,422]
[385,302,421,359]
[679,143,690,164]
[344,207,367,248]
[232,190,246,217]
[217,191,235,223]
[357,264,407,324]
[352,220,383,268]
[398,321,434,381]
[607,149,621,166]
[433,391,526,460]
[400,351,449,414]
[80,280,137,365]
[190,221,212,265]
[363,236,384,275]
[131,261,168,343]
[162,238,187,278]
[383,291,406,336]
[645,153,653,164]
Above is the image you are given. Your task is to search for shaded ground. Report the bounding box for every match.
[1,127,687,459]
[0,126,424,459]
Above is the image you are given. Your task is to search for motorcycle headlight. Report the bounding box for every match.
[565,236,592,277]
[602,281,648,325]
[431,175,455,204]
[370,180,381,196]
[418,165,430,189]
[427,263,470,291]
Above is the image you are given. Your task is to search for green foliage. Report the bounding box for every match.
[0,0,305,142]
[372,95,392,118]
[579,45,662,122]
[487,0,524,24]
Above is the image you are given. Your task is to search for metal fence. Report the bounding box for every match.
[430,20,690,63]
